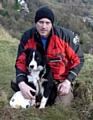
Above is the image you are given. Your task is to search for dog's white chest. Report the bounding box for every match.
[27,71,39,82]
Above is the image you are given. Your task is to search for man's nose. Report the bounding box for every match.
[42,23,46,28]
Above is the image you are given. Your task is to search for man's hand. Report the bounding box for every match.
[18,81,36,99]
[57,79,71,95]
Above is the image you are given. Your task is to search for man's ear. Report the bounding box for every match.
[36,44,45,55]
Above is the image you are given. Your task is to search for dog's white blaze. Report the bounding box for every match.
[39,96,48,109]
[29,52,37,70]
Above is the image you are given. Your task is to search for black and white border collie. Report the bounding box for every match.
[10,45,57,109]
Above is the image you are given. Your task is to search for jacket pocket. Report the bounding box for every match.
[47,53,67,79]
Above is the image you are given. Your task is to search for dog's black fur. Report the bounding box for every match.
[24,44,57,108]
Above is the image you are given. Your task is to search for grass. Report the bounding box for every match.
[0,26,93,120]
[47,0,58,2]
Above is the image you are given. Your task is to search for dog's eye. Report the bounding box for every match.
[36,57,39,60]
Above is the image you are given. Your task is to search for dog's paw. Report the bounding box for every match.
[39,97,48,109]
[39,106,45,109]
[30,99,36,106]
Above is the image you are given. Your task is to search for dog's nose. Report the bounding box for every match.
[30,65,34,68]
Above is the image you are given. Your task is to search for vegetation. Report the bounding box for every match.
[0,25,93,120]
[0,0,93,53]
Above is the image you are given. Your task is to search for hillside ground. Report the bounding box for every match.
[0,26,93,120]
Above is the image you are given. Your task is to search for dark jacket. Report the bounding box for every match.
[15,26,84,84]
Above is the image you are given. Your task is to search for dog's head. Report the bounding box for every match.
[24,44,46,72]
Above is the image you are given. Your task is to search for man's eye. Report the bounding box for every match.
[46,22,51,25]
[39,21,43,24]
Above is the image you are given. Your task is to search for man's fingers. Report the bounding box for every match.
[29,93,35,99]
[57,83,62,91]
[28,87,36,99]
[57,82,70,95]
[30,87,36,92]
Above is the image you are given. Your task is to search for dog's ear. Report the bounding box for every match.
[24,48,33,61]
[36,44,45,56]
[24,48,32,55]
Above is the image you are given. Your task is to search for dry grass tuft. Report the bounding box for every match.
[0,24,18,42]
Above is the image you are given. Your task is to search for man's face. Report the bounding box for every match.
[36,18,52,38]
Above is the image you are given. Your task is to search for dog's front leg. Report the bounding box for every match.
[30,99,36,107]
[39,97,48,109]
[30,94,36,107]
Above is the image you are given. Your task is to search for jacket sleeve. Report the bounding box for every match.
[15,32,28,84]
[65,31,84,82]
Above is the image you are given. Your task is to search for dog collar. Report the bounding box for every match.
[40,68,46,79]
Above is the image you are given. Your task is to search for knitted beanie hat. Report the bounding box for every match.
[35,6,54,24]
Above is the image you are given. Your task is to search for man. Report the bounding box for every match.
[13,6,84,105]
